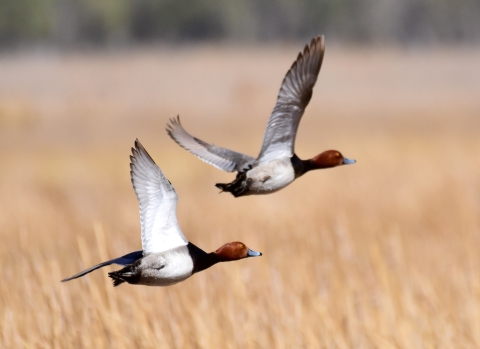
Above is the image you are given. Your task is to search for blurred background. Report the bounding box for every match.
[1,1,480,348]
[1,0,480,47]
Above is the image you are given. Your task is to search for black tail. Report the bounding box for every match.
[215,172,248,197]
[109,273,126,287]
[108,264,140,287]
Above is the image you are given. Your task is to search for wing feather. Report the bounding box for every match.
[166,116,255,172]
[130,139,188,254]
[256,36,325,165]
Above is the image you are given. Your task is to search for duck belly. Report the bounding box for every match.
[137,252,194,287]
[247,159,295,194]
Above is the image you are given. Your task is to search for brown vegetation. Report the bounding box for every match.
[0,44,479,348]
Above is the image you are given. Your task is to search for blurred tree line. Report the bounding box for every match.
[1,0,479,47]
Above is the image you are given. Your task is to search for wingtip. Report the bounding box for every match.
[293,35,325,69]
[133,139,148,156]
[310,35,325,55]
[166,115,182,135]
[168,115,181,126]
[317,35,325,52]
[60,275,76,283]
[133,139,143,155]
[131,138,156,165]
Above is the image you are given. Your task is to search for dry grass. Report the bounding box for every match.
[1,43,480,348]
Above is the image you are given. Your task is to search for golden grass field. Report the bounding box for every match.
[0,43,479,348]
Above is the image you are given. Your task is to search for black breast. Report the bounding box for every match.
[291,154,310,178]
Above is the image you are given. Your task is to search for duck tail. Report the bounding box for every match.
[108,265,139,287]
[109,274,126,287]
[215,172,248,197]
[214,182,230,192]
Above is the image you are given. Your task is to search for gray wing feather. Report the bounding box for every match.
[256,36,325,165]
[166,116,255,172]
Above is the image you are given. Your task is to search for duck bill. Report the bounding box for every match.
[247,248,262,257]
[342,158,356,165]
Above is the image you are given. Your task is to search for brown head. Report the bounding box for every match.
[310,150,356,169]
[214,242,262,262]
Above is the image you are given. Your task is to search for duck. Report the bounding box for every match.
[61,140,261,287]
[166,35,355,198]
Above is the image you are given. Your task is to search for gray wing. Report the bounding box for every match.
[60,251,143,282]
[166,116,255,172]
[256,36,325,165]
[130,140,188,254]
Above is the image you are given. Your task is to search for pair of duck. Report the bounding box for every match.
[61,35,355,287]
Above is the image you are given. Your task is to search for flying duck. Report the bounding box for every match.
[166,35,355,197]
[61,140,261,287]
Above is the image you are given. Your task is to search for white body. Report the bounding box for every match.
[246,158,295,195]
[135,247,194,286]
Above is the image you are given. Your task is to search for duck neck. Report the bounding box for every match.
[189,243,221,274]
[291,154,315,178]
[194,253,220,273]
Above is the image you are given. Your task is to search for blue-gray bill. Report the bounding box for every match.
[342,158,356,165]
[247,248,262,257]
